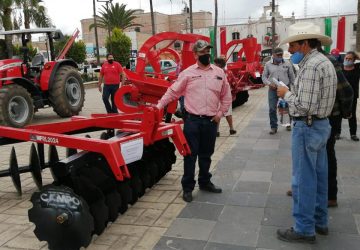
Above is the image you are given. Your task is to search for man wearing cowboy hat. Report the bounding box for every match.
[276,22,337,243]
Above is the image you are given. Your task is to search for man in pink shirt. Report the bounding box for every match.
[157,40,232,202]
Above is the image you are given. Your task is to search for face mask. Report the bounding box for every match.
[108,59,114,64]
[273,57,283,64]
[198,54,211,66]
[290,52,304,64]
[343,60,354,67]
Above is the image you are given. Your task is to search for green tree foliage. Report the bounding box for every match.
[0,39,7,59]
[105,28,131,66]
[0,0,14,57]
[14,0,52,29]
[89,3,141,32]
[12,43,37,59]
[54,36,86,64]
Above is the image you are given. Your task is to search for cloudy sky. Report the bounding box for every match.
[44,0,357,35]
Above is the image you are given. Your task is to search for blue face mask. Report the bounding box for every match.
[291,52,304,64]
[273,57,283,64]
[343,60,354,67]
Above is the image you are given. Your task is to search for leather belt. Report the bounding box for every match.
[293,116,326,121]
[187,113,213,119]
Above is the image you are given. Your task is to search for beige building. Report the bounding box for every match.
[80,9,212,51]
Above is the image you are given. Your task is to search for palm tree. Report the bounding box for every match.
[149,0,155,35]
[15,0,52,29]
[89,3,141,32]
[0,0,14,57]
[189,0,193,33]
[213,0,218,58]
[356,0,360,52]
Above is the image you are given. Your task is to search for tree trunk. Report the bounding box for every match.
[213,0,218,58]
[3,6,13,58]
[150,0,155,35]
[189,0,193,33]
[356,0,360,52]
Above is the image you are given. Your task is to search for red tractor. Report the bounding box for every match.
[0,28,85,127]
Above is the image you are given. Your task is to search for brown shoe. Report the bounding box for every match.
[328,200,338,207]
[286,190,292,196]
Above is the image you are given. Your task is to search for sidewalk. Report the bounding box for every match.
[154,95,360,249]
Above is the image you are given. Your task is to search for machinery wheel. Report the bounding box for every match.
[28,185,94,250]
[49,65,85,117]
[146,161,159,187]
[0,84,34,127]
[89,198,109,235]
[129,174,142,204]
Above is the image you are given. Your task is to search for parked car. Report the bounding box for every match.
[145,59,177,74]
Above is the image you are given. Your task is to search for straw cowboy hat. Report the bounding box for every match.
[280,22,332,46]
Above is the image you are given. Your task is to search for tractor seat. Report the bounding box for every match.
[30,54,45,71]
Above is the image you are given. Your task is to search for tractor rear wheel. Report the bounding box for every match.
[0,84,34,127]
[49,65,85,117]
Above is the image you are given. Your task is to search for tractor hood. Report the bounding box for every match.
[0,59,22,72]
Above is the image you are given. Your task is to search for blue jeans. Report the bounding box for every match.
[102,84,119,113]
[291,119,331,236]
[268,88,278,129]
[182,115,217,192]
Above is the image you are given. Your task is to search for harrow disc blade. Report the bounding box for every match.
[28,185,94,250]
[29,144,43,190]
[9,147,21,195]
[48,146,59,181]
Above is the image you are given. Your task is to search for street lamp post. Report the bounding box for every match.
[97,0,113,53]
[92,0,100,65]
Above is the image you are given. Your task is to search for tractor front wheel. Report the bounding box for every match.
[49,66,85,117]
[0,84,34,127]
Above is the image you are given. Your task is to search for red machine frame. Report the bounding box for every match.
[0,108,190,182]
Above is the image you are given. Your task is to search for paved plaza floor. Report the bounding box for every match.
[0,86,359,249]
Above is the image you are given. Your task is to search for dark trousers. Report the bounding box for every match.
[327,115,342,200]
[337,98,357,135]
[182,116,217,192]
[102,84,119,113]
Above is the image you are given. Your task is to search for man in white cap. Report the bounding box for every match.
[276,22,337,243]
[157,40,232,202]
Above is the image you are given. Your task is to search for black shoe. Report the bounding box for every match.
[277,228,316,244]
[315,226,329,236]
[351,135,359,141]
[182,191,192,202]
[269,128,277,135]
[199,183,222,193]
[229,129,237,135]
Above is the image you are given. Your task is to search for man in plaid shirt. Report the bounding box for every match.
[276,23,337,244]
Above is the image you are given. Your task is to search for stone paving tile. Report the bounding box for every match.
[209,222,260,247]
[178,202,224,221]
[234,181,270,193]
[154,236,207,250]
[164,218,216,241]
[219,206,264,225]
[204,242,256,250]
[239,170,272,182]
[226,192,267,207]
[262,207,293,228]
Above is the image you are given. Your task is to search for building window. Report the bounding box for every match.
[232,32,240,40]
[135,27,141,32]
